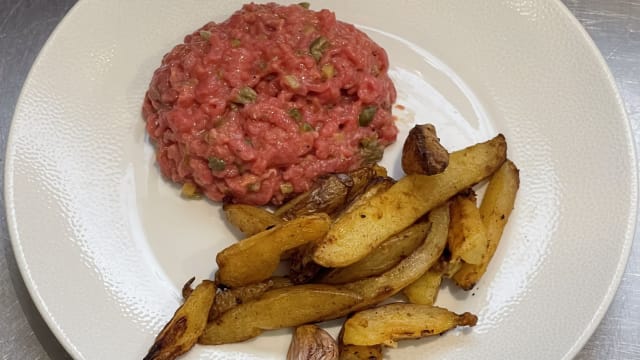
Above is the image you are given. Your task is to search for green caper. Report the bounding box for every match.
[199,30,211,41]
[208,157,226,171]
[309,36,329,62]
[298,2,310,9]
[288,108,302,121]
[233,86,257,104]
[358,106,377,127]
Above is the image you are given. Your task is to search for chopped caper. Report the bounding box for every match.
[280,182,294,194]
[300,122,314,132]
[283,75,300,89]
[199,30,211,41]
[248,182,261,192]
[321,63,335,79]
[230,38,241,47]
[288,108,302,121]
[208,157,226,171]
[309,36,329,62]
[359,137,384,165]
[233,86,257,104]
[358,106,377,127]
[298,2,310,9]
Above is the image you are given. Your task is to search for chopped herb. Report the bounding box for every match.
[321,63,335,79]
[358,106,377,127]
[208,157,226,171]
[283,75,300,89]
[230,38,241,47]
[233,86,257,104]
[288,108,302,121]
[300,122,314,132]
[199,30,211,41]
[280,182,294,194]
[309,36,329,62]
[298,2,310,9]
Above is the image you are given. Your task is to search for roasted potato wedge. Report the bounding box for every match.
[288,325,339,360]
[216,214,330,287]
[403,269,443,306]
[289,243,323,284]
[342,303,477,347]
[337,176,396,217]
[338,324,383,360]
[402,123,449,175]
[275,167,377,220]
[144,280,216,360]
[320,221,431,284]
[339,345,383,360]
[199,284,362,345]
[223,204,282,237]
[209,277,292,320]
[313,134,507,268]
[453,160,519,290]
[448,190,488,265]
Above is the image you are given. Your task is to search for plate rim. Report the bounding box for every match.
[4,0,637,359]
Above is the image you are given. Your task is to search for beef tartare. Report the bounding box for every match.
[143,2,398,205]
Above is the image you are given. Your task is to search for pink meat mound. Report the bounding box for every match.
[143,3,398,205]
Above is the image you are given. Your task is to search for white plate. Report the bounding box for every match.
[5,0,636,359]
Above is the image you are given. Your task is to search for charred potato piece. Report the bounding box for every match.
[403,269,443,306]
[223,204,282,237]
[313,134,507,268]
[401,123,449,175]
[144,280,216,360]
[288,325,339,360]
[199,284,362,345]
[289,243,324,284]
[453,160,519,290]
[320,221,430,284]
[216,214,330,287]
[209,277,292,321]
[342,303,477,347]
[275,167,377,220]
[447,190,488,265]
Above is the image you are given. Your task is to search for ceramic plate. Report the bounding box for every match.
[5,0,636,359]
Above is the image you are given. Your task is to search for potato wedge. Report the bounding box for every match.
[216,214,330,287]
[448,190,488,265]
[403,269,443,306]
[320,221,431,284]
[337,176,395,217]
[209,277,292,321]
[144,280,216,360]
[342,303,477,347]
[338,324,383,360]
[453,160,519,290]
[314,205,449,323]
[339,345,383,360]
[223,204,282,237]
[199,284,362,345]
[402,123,449,175]
[313,134,507,268]
[275,167,377,220]
[289,243,323,284]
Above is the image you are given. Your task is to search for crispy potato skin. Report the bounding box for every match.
[453,160,520,290]
[208,277,292,321]
[339,344,383,360]
[313,135,507,268]
[199,285,362,345]
[216,213,330,287]
[320,221,430,284]
[342,303,477,347]
[275,167,377,220]
[223,204,282,237]
[402,123,449,175]
[144,280,216,360]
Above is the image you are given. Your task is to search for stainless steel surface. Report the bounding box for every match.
[0,0,638,359]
